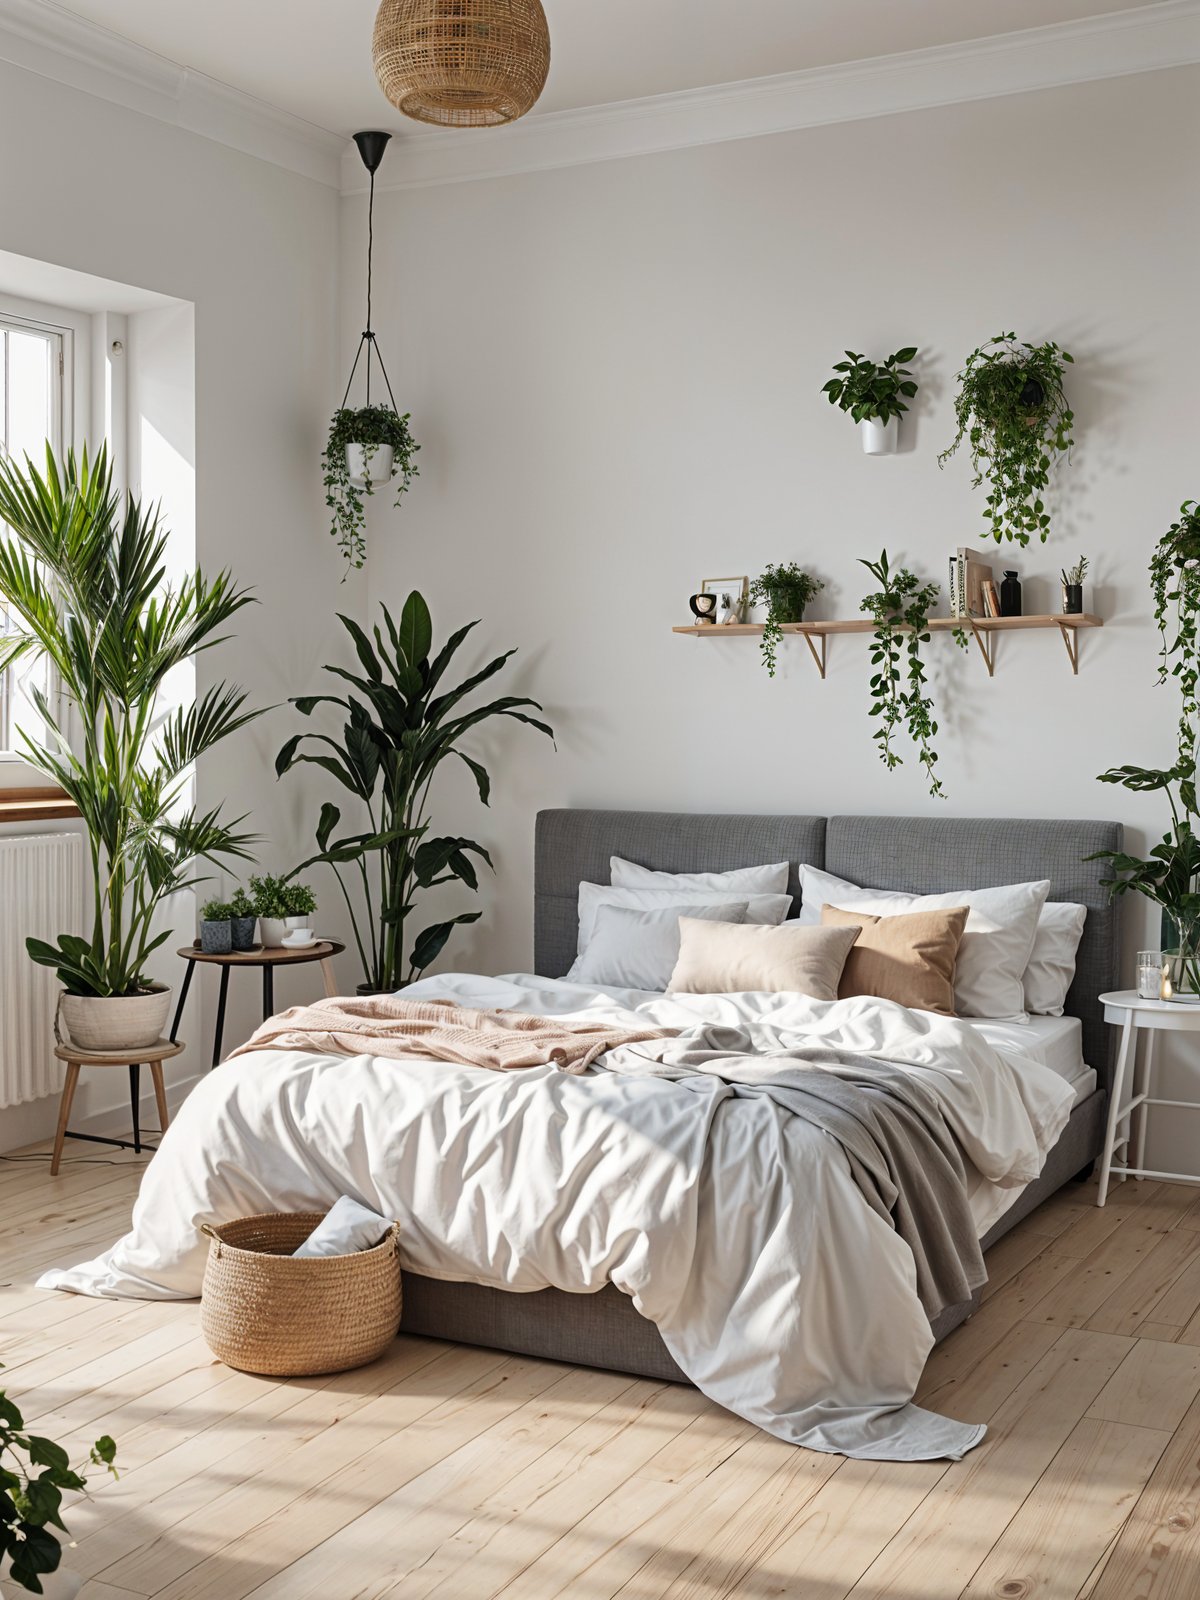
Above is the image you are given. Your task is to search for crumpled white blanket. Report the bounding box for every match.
[37,973,1075,1461]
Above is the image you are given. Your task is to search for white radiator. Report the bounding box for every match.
[0,832,85,1108]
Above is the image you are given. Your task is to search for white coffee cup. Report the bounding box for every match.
[282,927,316,948]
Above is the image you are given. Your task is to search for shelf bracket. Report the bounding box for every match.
[966,620,996,678]
[1055,621,1080,675]
[800,629,827,680]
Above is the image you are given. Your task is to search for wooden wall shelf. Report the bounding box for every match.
[671,613,1102,678]
[0,786,79,824]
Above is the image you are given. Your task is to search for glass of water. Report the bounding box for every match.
[1138,950,1166,1000]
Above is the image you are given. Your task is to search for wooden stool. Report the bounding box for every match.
[51,1038,183,1175]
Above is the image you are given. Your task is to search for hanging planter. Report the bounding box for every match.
[821,348,918,457]
[938,331,1074,545]
[325,132,421,573]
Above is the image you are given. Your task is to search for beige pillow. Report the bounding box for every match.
[667,918,862,999]
[821,903,968,1017]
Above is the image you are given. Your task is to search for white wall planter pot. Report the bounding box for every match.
[259,915,309,948]
[860,416,899,455]
[59,985,172,1052]
[345,442,395,489]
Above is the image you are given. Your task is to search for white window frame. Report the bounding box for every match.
[0,293,91,781]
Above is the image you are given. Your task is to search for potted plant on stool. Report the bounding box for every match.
[251,874,318,947]
[0,447,260,1052]
[199,900,234,955]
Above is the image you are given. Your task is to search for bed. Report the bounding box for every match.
[397,810,1121,1379]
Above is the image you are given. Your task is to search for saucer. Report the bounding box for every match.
[282,933,318,949]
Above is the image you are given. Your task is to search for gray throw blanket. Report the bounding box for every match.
[603,1024,985,1324]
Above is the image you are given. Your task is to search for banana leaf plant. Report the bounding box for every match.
[276,593,553,991]
[0,445,261,996]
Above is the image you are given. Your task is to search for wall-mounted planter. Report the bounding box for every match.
[346,442,395,489]
[860,416,899,455]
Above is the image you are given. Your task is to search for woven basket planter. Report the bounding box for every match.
[200,1212,402,1377]
[372,0,551,128]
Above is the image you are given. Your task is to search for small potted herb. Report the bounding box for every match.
[250,874,318,947]
[939,332,1074,544]
[822,347,919,455]
[1061,555,1088,615]
[199,899,234,955]
[0,1382,116,1596]
[228,888,258,952]
[322,405,420,572]
[748,565,824,677]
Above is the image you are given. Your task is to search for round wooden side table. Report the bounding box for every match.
[51,1037,182,1175]
[170,940,346,1068]
[1097,989,1200,1205]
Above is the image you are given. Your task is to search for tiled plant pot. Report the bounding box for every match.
[230,915,258,952]
[200,919,232,954]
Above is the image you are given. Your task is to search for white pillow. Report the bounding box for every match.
[568,901,749,991]
[609,856,790,895]
[574,882,791,956]
[1024,902,1087,1016]
[796,864,1050,1022]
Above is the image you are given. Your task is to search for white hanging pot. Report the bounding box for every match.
[346,442,395,490]
[860,416,899,455]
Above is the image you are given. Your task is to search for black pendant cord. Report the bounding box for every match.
[339,152,398,414]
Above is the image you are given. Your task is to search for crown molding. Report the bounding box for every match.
[347,0,1200,194]
[0,0,345,187]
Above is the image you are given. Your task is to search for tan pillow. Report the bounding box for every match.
[821,903,969,1017]
[667,918,862,999]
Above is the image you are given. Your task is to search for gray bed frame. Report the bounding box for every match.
[399,810,1122,1378]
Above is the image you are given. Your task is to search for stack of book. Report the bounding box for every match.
[948,547,997,617]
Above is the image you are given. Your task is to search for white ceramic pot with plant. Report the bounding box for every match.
[251,874,317,948]
[821,345,918,457]
[0,447,261,1056]
[322,404,420,572]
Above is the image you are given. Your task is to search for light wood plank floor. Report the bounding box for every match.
[5,1143,1200,1599]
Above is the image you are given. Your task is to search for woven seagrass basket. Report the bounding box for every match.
[199,1212,402,1377]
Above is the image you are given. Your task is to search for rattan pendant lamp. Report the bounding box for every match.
[372,0,551,128]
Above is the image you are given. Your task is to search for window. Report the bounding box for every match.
[1,312,67,758]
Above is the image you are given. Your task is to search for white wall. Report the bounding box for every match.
[346,66,1200,1160]
[0,56,352,1146]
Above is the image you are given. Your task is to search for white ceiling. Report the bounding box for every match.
[48,0,1165,137]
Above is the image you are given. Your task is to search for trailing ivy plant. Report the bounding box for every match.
[322,405,420,573]
[859,551,965,800]
[1090,501,1200,989]
[822,347,918,425]
[0,1378,116,1594]
[748,564,824,677]
[938,332,1074,545]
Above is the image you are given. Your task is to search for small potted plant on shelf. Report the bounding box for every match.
[939,331,1074,545]
[822,347,919,455]
[0,1382,116,1597]
[1061,555,1088,615]
[748,565,824,677]
[251,874,318,948]
[322,404,420,572]
[228,888,258,952]
[199,899,234,955]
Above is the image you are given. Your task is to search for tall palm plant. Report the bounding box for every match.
[277,593,553,991]
[0,445,260,997]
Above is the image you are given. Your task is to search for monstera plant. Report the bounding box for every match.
[277,592,553,992]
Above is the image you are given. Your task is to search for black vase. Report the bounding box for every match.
[1062,583,1083,615]
[999,570,1022,618]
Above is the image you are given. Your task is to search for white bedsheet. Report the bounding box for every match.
[38,974,1076,1462]
[972,1015,1094,1105]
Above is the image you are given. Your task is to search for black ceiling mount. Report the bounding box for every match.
[352,130,392,175]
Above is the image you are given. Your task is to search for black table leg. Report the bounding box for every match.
[262,963,275,1021]
[129,1063,142,1154]
[212,966,230,1069]
[169,959,195,1043]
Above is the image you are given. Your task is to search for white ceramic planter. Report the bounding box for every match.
[345,442,395,489]
[59,985,172,1052]
[860,415,899,455]
[259,915,309,948]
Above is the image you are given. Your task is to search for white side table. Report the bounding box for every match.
[1097,989,1200,1205]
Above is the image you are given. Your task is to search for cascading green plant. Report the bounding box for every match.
[748,564,824,677]
[859,550,966,800]
[322,404,420,572]
[0,446,260,998]
[277,591,554,992]
[939,332,1074,545]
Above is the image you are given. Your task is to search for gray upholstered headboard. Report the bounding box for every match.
[534,809,1123,1085]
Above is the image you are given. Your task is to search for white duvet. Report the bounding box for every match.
[38,973,1075,1461]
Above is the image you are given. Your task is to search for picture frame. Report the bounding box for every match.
[701,575,749,625]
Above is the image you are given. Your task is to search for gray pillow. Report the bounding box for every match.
[567,901,749,992]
